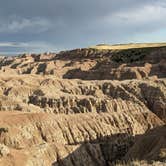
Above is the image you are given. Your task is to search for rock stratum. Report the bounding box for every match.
[0,44,166,166]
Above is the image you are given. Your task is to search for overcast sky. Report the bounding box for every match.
[0,0,166,54]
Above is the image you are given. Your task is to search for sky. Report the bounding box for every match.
[0,0,166,54]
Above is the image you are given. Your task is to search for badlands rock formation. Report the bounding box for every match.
[0,44,165,166]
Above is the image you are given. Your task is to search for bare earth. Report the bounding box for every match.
[0,43,166,166]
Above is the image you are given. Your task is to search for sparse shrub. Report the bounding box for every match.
[111,48,148,63]
[33,89,45,96]
[0,127,8,134]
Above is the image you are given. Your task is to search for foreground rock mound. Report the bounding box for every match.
[0,44,165,165]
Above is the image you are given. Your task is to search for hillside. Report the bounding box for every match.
[0,44,165,166]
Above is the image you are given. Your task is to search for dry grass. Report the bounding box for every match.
[90,43,166,50]
[111,160,166,166]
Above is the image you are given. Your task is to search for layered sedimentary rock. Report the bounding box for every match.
[0,45,165,166]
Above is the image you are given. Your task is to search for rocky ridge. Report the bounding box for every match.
[0,46,165,80]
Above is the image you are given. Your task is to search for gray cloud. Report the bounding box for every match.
[0,41,58,55]
[0,0,166,54]
[0,17,52,33]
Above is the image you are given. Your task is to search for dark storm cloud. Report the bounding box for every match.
[0,0,166,53]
